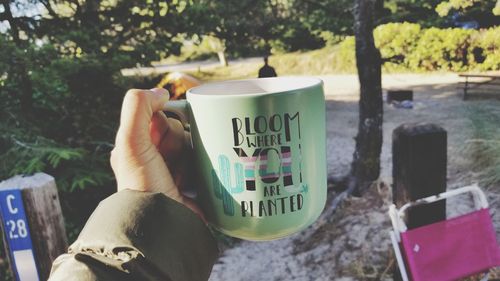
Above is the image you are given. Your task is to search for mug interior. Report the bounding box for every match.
[188,77,322,97]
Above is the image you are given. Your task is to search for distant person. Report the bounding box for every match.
[258,56,277,78]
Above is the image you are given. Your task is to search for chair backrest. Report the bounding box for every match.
[401,208,500,281]
[389,184,500,281]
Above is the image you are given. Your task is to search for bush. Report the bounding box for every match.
[476,26,500,70]
[335,36,356,71]
[374,22,421,71]
[332,23,500,72]
[407,27,475,71]
[322,23,500,73]
[197,23,500,77]
[0,42,125,244]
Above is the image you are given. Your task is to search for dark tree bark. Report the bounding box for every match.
[350,0,383,195]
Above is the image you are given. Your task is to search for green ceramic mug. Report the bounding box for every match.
[164,77,326,241]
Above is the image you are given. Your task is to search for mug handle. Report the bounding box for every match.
[163,100,193,148]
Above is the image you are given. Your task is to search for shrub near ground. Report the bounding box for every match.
[374,22,422,71]
[333,23,500,73]
[194,23,500,81]
[476,27,500,70]
[408,27,475,71]
[0,43,122,243]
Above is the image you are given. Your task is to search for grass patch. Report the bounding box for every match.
[188,61,261,82]
[271,45,356,75]
[464,101,500,187]
[186,45,356,82]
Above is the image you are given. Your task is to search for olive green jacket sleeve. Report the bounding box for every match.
[48,190,218,281]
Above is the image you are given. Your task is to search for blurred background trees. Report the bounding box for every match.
[0,0,499,253]
[0,0,207,243]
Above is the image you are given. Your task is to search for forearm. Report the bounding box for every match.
[49,189,218,281]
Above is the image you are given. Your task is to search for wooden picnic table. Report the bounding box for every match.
[459,73,500,100]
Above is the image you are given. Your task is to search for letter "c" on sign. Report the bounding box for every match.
[6,194,18,214]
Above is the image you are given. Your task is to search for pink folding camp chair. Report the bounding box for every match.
[389,184,500,281]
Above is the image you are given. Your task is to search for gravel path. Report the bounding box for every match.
[208,74,500,281]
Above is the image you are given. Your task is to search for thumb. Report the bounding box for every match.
[115,88,169,152]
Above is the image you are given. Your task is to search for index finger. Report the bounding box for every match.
[115,88,169,151]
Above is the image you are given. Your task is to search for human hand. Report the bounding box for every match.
[110,88,203,220]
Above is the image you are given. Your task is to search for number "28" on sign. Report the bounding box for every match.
[5,194,28,239]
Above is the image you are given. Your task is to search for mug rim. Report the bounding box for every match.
[187,76,323,98]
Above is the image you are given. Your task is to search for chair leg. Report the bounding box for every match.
[390,231,410,281]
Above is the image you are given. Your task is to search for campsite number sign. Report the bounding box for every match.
[0,189,40,281]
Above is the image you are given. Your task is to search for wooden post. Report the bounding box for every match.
[392,123,447,229]
[392,123,447,280]
[0,173,68,281]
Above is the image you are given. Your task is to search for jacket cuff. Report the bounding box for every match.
[68,189,218,281]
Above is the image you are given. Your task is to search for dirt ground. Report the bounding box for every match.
[208,74,500,281]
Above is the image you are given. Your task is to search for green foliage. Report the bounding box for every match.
[0,123,112,193]
[290,0,354,35]
[374,22,421,70]
[307,23,496,73]
[192,0,283,56]
[269,23,325,53]
[271,45,356,74]
[191,23,500,79]
[0,0,205,248]
[407,27,474,71]
[256,23,499,75]
[166,35,228,62]
[297,23,500,73]
[494,2,500,16]
[436,0,480,16]
[380,0,447,28]
[187,0,328,57]
[434,0,500,17]
[36,0,194,68]
[383,0,500,28]
[475,26,500,70]
[375,23,421,56]
[1,4,500,279]
[340,23,500,72]
[0,80,116,242]
[335,36,356,71]
[188,45,357,81]
[318,31,346,46]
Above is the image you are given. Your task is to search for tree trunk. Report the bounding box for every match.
[350,0,383,195]
[217,51,228,67]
